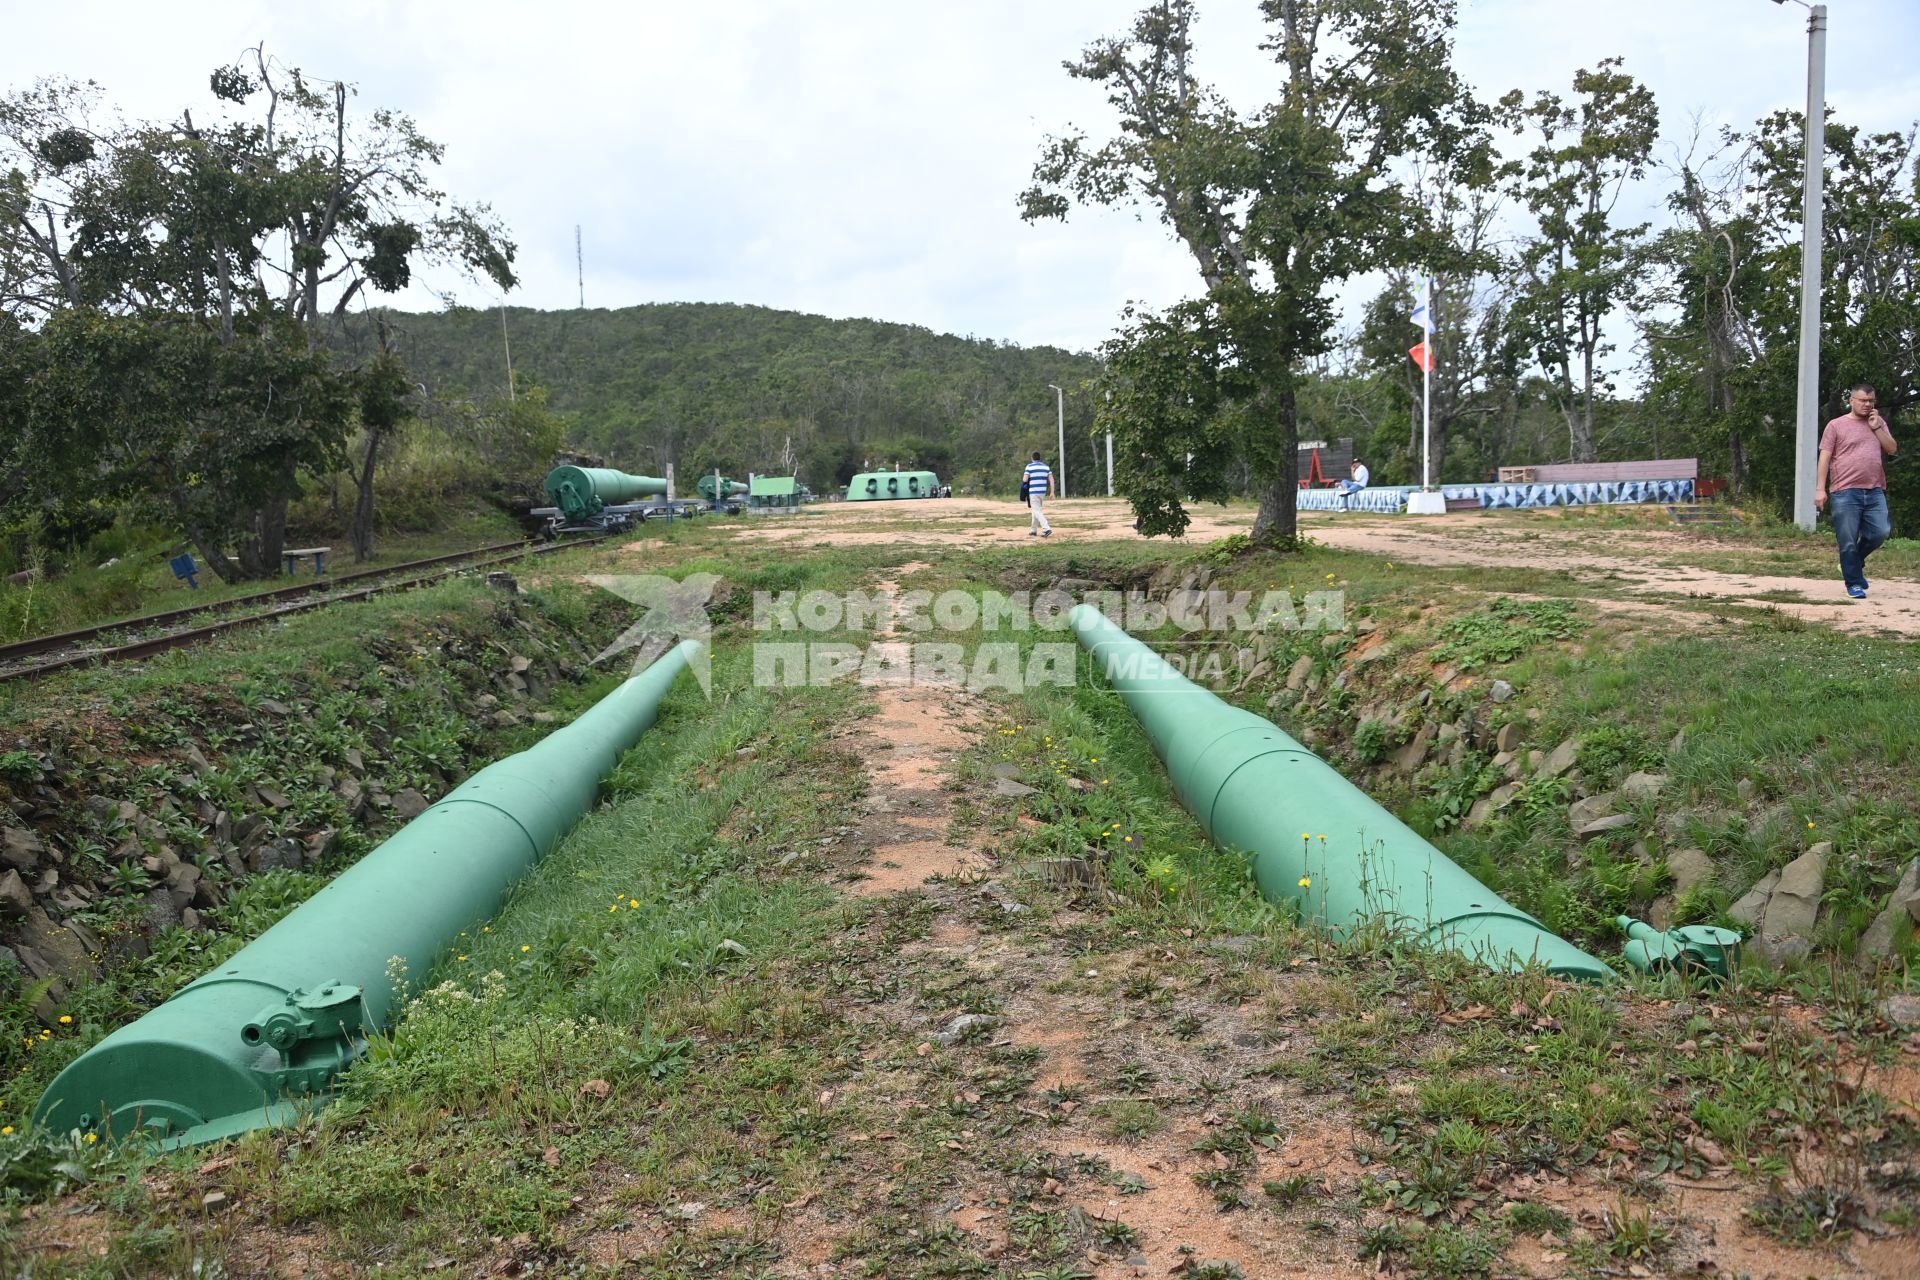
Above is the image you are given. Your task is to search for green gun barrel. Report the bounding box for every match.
[1068,606,1612,980]
[543,466,669,520]
[35,641,703,1147]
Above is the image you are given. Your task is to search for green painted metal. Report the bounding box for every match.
[543,466,668,520]
[1068,606,1614,980]
[749,476,805,509]
[1617,916,1741,979]
[845,470,940,501]
[34,642,704,1147]
[696,474,749,501]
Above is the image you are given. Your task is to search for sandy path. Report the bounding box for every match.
[708,496,1920,636]
[718,495,1253,547]
[1306,514,1920,636]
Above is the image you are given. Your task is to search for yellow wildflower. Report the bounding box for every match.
[520,945,531,953]
[57,1015,72,1025]
[1299,877,1312,888]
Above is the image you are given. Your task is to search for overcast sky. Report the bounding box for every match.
[7,1,1919,355]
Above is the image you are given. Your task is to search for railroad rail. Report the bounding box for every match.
[0,537,607,685]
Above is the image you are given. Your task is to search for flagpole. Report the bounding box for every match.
[1422,347,1431,491]
[1406,273,1446,516]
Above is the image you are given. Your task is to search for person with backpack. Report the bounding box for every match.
[1022,451,1054,537]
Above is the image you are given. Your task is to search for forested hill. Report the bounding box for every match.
[371,302,1106,493]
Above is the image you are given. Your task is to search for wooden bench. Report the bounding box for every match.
[283,546,331,576]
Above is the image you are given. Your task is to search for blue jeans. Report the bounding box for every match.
[1829,487,1891,591]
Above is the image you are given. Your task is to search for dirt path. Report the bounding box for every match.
[713,495,1253,549]
[812,567,1370,1276]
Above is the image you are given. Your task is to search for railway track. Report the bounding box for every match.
[0,536,608,685]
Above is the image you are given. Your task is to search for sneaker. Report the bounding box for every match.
[1041,529,1053,538]
[1028,530,1037,537]
[1847,585,1867,599]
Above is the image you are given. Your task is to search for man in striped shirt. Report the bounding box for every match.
[1023,452,1054,537]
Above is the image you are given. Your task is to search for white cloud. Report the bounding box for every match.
[6,0,1917,355]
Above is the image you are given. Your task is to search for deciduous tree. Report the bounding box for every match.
[1502,59,1659,463]
[1022,0,1489,543]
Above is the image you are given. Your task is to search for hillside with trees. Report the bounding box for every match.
[366,302,1106,496]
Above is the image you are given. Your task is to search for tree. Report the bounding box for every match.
[1022,0,1489,544]
[345,335,414,562]
[1502,59,1659,463]
[20,310,352,578]
[0,52,517,577]
[1637,112,1919,524]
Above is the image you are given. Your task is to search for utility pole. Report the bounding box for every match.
[1106,431,1114,497]
[500,303,515,402]
[1778,0,1828,532]
[576,225,585,309]
[1047,384,1066,498]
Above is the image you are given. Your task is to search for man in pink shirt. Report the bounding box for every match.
[1815,383,1899,599]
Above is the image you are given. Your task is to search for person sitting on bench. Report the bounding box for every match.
[1335,459,1369,505]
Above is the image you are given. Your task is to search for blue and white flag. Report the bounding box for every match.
[1409,276,1434,334]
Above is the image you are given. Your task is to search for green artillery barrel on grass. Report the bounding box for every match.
[544,466,668,521]
[1068,605,1613,980]
[34,641,704,1147]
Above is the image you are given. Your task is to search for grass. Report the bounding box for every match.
[0,508,528,645]
[2,511,1918,1275]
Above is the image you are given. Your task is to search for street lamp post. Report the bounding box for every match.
[1047,384,1066,498]
[1775,0,1827,532]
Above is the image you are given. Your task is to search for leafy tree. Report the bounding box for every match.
[20,310,351,577]
[346,338,414,562]
[1501,59,1659,463]
[0,51,516,576]
[1636,112,1917,526]
[1021,0,1489,543]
